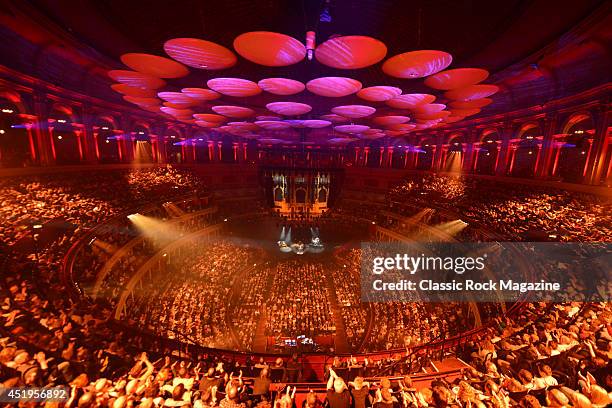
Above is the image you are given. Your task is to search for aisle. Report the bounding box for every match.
[324,269,351,353]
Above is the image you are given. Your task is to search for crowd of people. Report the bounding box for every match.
[265,261,336,340]
[0,168,610,407]
[126,241,259,350]
[2,262,610,408]
[229,264,271,350]
[0,167,207,247]
[330,250,369,350]
[387,174,611,242]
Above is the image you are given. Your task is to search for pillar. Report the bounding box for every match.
[32,93,55,165]
[74,129,83,161]
[584,108,610,185]
[24,123,37,162]
[233,142,238,162]
[386,146,394,167]
[535,113,558,178]
[495,123,513,176]
[81,109,98,163]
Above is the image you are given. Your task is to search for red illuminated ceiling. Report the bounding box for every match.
[107,29,504,143]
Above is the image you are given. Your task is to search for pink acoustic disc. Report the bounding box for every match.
[164,38,237,70]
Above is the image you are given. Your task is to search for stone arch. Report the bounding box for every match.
[561,111,594,134]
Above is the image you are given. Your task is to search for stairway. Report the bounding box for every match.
[252,263,276,353]
[252,307,269,352]
[324,268,351,353]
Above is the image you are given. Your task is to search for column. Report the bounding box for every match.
[582,139,594,177]
[207,141,214,162]
[115,132,124,161]
[508,145,518,175]
[242,142,248,161]
[48,125,57,162]
[462,128,477,173]
[92,130,101,161]
[495,123,513,176]
[439,146,449,171]
[533,145,542,176]
[74,129,83,161]
[24,123,37,162]
[584,108,610,185]
[81,110,98,163]
[551,144,562,176]
[535,113,558,178]
[463,142,475,173]
[32,94,55,165]
[472,147,481,173]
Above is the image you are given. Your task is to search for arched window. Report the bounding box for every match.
[474,130,500,175]
[556,114,594,182]
[511,125,541,177]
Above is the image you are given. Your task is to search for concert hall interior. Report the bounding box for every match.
[0,0,611,407]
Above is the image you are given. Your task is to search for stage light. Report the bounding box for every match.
[1,108,14,113]
[320,1,332,22]
[57,135,62,140]
[581,151,586,155]
[224,218,228,222]
[105,139,110,143]
[528,150,533,155]
[0,129,5,134]
[372,221,376,225]
[170,135,176,138]
[32,224,43,229]
[306,31,315,61]
[57,119,67,123]
[88,237,97,245]
[486,152,490,156]
[138,131,145,135]
[127,213,141,220]
[487,139,494,143]
[163,253,167,257]
[101,126,109,130]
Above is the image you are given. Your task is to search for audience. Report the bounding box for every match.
[0,169,609,407]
